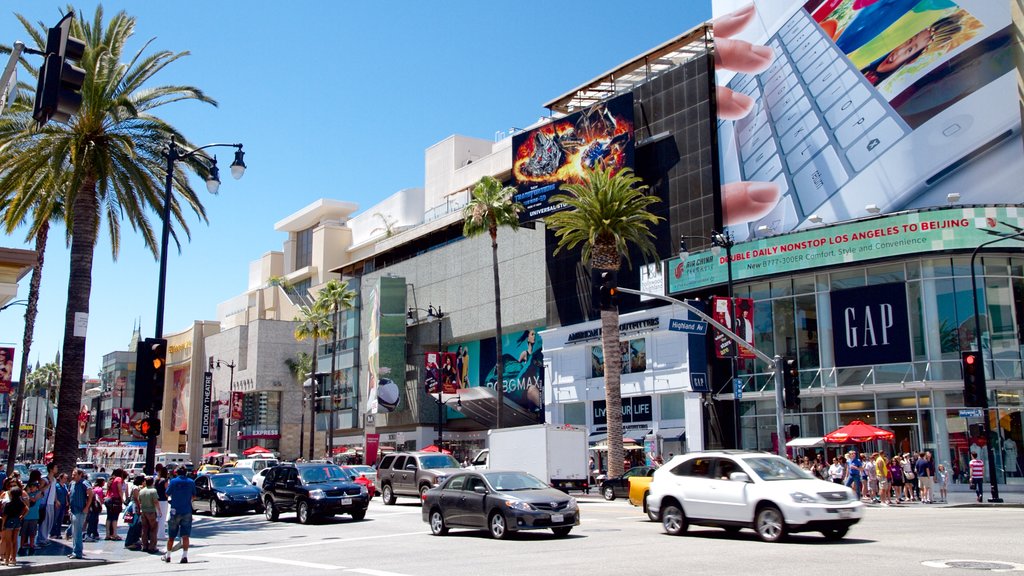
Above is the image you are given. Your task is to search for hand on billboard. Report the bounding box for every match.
[715,3,781,226]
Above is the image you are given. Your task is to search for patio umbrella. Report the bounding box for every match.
[824,420,895,444]
[421,445,452,455]
[243,445,272,456]
[203,451,222,458]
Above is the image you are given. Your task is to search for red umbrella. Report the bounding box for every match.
[421,445,452,455]
[204,451,222,458]
[824,420,895,443]
[243,445,272,456]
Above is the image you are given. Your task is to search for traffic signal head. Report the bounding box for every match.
[140,417,161,438]
[132,337,168,413]
[962,350,985,407]
[33,13,86,125]
[783,357,800,410]
[598,270,618,311]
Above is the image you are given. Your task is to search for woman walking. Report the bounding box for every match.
[1,483,28,566]
[104,469,125,540]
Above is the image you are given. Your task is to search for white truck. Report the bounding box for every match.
[469,424,590,492]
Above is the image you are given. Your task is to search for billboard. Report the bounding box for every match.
[512,92,635,222]
[446,328,545,416]
[0,347,13,394]
[713,0,1022,242]
[424,351,460,395]
[364,276,408,414]
[170,367,189,432]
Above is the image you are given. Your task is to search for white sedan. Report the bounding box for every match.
[646,451,864,542]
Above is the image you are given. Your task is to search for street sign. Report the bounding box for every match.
[690,372,710,393]
[959,408,983,418]
[733,378,743,399]
[668,318,708,335]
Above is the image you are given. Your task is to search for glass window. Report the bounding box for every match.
[795,295,819,369]
[660,393,685,420]
[830,268,865,290]
[295,227,314,269]
[923,258,952,279]
[866,263,905,285]
[444,475,465,490]
[908,281,926,359]
[771,279,793,298]
[563,402,586,426]
[773,298,796,358]
[793,275,816,295]
[753,300,774,358]
[749,282,770,302]
[985,277,1020,379]
[671,457,712,477]
[392,456,407,470]
[465,476,487,492]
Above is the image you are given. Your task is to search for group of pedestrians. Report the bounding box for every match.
[0,462,197,564]
[799,449,955,506]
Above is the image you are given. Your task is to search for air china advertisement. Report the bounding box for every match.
[712,0,1022,242]
[511,92,635,222]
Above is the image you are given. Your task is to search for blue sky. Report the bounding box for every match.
[0,1,711,379]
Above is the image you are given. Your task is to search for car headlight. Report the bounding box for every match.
[434,476,446,486]
[790,492,817,504]
[504,499,536,512]
[216,492,228,500]
[309,489,325,500]
[360,485,367,495]
[565,497,578,511]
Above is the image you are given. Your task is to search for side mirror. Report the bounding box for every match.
[473,485,486,494]
[405,464,417,471]
[729,472,751,483]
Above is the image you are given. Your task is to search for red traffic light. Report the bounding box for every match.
[964,354,976,365]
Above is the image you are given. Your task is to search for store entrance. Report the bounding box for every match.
[888,424,919,457]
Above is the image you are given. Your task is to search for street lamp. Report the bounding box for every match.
[408,305,451,449]
[968,225,1024,503]
[145,137,245,474]
[215,359,237,456]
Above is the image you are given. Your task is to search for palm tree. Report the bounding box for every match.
[315,280,357,458]
[0,8,217,475]
[545,167,661,478]
[285,352,312,460]
[294,304,333,460]
[462,176,523,429]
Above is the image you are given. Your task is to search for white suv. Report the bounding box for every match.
[646,451,864,542]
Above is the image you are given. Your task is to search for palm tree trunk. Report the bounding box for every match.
[327,308,339,459]
[601,307,625,478]
[5,222,48,475]
[54,181,99,476]
[490,227,504,429]
[308,334,318,461]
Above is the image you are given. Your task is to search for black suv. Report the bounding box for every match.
[376,451,463,504]
[262,463,369,524]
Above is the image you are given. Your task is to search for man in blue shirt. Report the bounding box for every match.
[67,469,93,560]
[845,450,863,500]
[162,467,196,564]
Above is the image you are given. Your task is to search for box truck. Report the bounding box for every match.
[470,424,589,492]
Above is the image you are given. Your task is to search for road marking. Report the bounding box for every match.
[208,553,344,570]
[345,569,415,576]
[204,531,424,556]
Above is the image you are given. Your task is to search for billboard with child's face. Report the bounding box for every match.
[713,0,1022,243]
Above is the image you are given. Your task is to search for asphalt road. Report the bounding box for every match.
[62,495,1024,576]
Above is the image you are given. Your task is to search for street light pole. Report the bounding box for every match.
[711,230,741,450]
[216,360,236,456]
[969,227,1024,503]
[146,137,245,475]
[428,305,446,449]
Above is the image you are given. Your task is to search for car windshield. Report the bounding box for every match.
[347,466,374,475]
[482,472,549,491]
[743,457,814,481]
[234,468,255,482]
[300,465,347,484]
[210,474,248,489]
[420,455,459,469]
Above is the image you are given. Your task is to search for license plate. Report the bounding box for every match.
[341,498,352,505]
[837,509,852,519]
[551,513,564,523]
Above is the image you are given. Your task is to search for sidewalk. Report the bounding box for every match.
[0,527,160,575]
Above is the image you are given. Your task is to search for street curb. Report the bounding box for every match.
[946,503,1024,509]
[0,559,109,575]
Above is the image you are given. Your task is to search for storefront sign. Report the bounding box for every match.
[959,409,983,418]
[668,207,1024,293]
[593,395,653,425]
[830,283,911,368]
[365,433,380,467]
[566,317,659,344]
[201,372,213,438]
[690,373,710,393]
[639,262,664,302]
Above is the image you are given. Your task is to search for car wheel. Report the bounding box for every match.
[488,512,509,540]
[429,509,448,535]
[603,486,616,501]
[419,485,431,500]
[822,527,848,541]
[264,497,279,521]
[661,503,688,536]
[643,494,658,522]
[297,500,312,525]
[382,484,396,505]
[211,499,223,517]
[350,509,366,521]
[551,526,572,538]
[754,505,787,543]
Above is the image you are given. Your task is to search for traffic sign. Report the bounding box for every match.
[959,408,983,418]
[733,378,743,399]
[669,318,708,335]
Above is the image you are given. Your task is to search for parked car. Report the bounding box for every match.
[646,451,864,542]
[127,461,146,478]
[87,472,111,486]
[196,464,221,476]
[252,467,273,492]
[422,470,579,539]
[376,451,462,504]
[193,472,262,516]
[233,458,279,473]
[262,463,369,524]
[600,466,655,500]
[342,464,376,484]
[340,466,376,498]
[628,475,657,521]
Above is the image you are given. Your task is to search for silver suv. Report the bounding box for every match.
[376,452,462,504]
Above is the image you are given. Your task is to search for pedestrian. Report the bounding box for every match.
[104,469,124,540]
[917,451,935,503]
[969,451,985,503]
[828,456,844,484]
[49,473,69,540]
[901,454,916,502]
[154,465,169,543]
[137,477,159,553]
[937,463,949,503]
[1,484,27,566]
[20,471,45,556]
[862,453,877,502]
[162,467,196,564]
[34,462,55,548]
[890,455,905,502]
[875,452,891,506]
[67,469,93,560]
[844,451,863,499]
[124,476,145,551]
[85,478,104,542]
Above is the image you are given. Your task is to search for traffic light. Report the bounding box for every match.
[962,350,985,407]
[132,337,168,412]
[140,417,161,438]
[783,357,800,410]
[595,270,618,311]
[33,13,86,125]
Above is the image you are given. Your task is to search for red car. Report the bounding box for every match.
[340,465,377,499]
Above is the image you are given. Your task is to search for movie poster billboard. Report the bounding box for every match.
[713,0,1022,243]
[230,391,244,421]
[364,276,408,414]
[712,297,756,359]
[512,92,635,222]
[0,347,13,394]
[446,328,545,416]
[424,351,460,395]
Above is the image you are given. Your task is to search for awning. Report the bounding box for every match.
[626,429,651,442]
[588,430,650,445]
[656,427,686,441]
[450,386,541,428]
[786,437,825,448]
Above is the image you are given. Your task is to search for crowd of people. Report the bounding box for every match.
[794,449,988,505]
[0,462,197,564]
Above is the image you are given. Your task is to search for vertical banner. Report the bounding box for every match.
[171,367,190,432]
[424,352,460,394]
[364,276,408,414]
[0,347,14,394]
[712,297,756,359]
[230,391,244,421]
[201,372,213,438]
[365,433,380,467]
[734,297,755,360]
[712,297,736,359]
